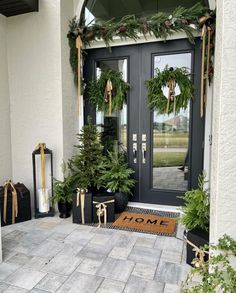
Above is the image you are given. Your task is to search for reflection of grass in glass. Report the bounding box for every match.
[153,131,188,148]
[120,126,127,147]
[153,152,185,167]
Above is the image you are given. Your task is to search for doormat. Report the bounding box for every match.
[86,207,179,236]
[112,211,177,236]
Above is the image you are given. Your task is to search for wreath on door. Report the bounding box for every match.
[88,69,130,115]
[145,66,194,115]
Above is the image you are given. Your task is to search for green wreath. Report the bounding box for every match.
[145,66,194,115]
[88,69,130,114]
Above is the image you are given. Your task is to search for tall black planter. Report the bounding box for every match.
[58,201,72,218]
[186,229,209,266]
[114,192,129,213]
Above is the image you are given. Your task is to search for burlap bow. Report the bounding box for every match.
[3,180,18,224]
[93,199,115,228]
[76,188,88,224]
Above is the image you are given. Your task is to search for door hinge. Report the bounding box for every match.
[209,134,213,146]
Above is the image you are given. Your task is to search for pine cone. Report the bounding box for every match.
[164,20,172,29]
[181,18,189,26]
[85,30,95,40]
[119,24,127,33]
[143,22,149,34]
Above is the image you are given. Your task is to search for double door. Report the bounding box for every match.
[84,39,204,206]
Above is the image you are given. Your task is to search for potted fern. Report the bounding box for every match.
[179,173,210,266]
[100,152,135,213]
[52,162,75,218]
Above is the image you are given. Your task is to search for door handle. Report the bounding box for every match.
[133,143,137,164]
[142,143,146,164]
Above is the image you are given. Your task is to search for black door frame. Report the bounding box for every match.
[83,39,204,206]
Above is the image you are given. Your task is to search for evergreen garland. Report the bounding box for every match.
[145,66,194,114]
[67,3,208,83]
[88,69,130,114]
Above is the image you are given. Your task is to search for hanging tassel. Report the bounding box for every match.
[205,26,212,107]
[200,24,207,118]
[76,36,83,114]
[104,79,113,116]
[166,79,176,114]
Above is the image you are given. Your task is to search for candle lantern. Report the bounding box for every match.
[32,143,54,218]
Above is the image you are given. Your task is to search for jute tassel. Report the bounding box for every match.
[3,180,18,224]
[76,188,88,224]
[104,79,113,116]
[76,36,83,114]
[200,25,207,117]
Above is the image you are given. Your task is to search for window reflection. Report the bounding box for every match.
[152,53,191,191]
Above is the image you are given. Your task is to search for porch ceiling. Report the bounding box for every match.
[0,0,38,17]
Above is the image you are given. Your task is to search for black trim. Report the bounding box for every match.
[0,0,38,17]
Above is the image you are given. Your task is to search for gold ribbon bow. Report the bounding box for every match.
[104,79,113,116]
[76,188,88,224]
[185,238,209,268]
[199,16,212,117]
[35,143,46,193]
[166,79,176,114]
[76,35,83,114]
[93,199,115,228]
[3,180,18,224]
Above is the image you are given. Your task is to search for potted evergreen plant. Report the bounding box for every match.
[179,173,210,266]
[52,162,74,218]
[69,117,106,193]
[100,152,135,213]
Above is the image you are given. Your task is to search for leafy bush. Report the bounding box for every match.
[100,152,135,194]
[183,235,236,293]
[179,173,210,232]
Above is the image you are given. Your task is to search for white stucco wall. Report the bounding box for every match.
[6,0,72,200]
[0,15,12,184]
[61,0,78,162]
[210,0,236,243]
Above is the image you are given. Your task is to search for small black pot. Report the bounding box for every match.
[186,228,209,266]
[58,201,72,219]
[114,192,129,213]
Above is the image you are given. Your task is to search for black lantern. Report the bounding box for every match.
[32,143,54,218]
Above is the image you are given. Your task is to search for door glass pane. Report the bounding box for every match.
[152,53,191,191]
[95,59,127,155]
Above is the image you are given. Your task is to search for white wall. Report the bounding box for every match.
[61,0,78,162]
[6,0,76,200]
[210,0,236,243]
[0,15,12,183]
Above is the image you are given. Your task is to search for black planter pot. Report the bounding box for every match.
[186,228,209,266]
[58,201,72,219]
[114,192,129,213]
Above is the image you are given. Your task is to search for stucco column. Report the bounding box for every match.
[210,0,236,243]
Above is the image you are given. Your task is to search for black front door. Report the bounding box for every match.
[84,39,204,206]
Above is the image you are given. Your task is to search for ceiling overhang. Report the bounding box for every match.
[0,0,39,17]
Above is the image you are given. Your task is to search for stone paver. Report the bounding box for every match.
[1,215,189,293]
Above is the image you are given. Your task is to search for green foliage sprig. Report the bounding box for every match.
[69,117,106,191]
[88,69,130,114]
[52,162,75,204]
[145,66,194,114]
[183,234,236,293]
[179,173,210,232]
[100,152,135,194]
[67,3,208,83]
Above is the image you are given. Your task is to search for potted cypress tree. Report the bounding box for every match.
[179,173,210,266]
[100,152,135,213]
[69,117,106,193]
[52,162,74,218]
